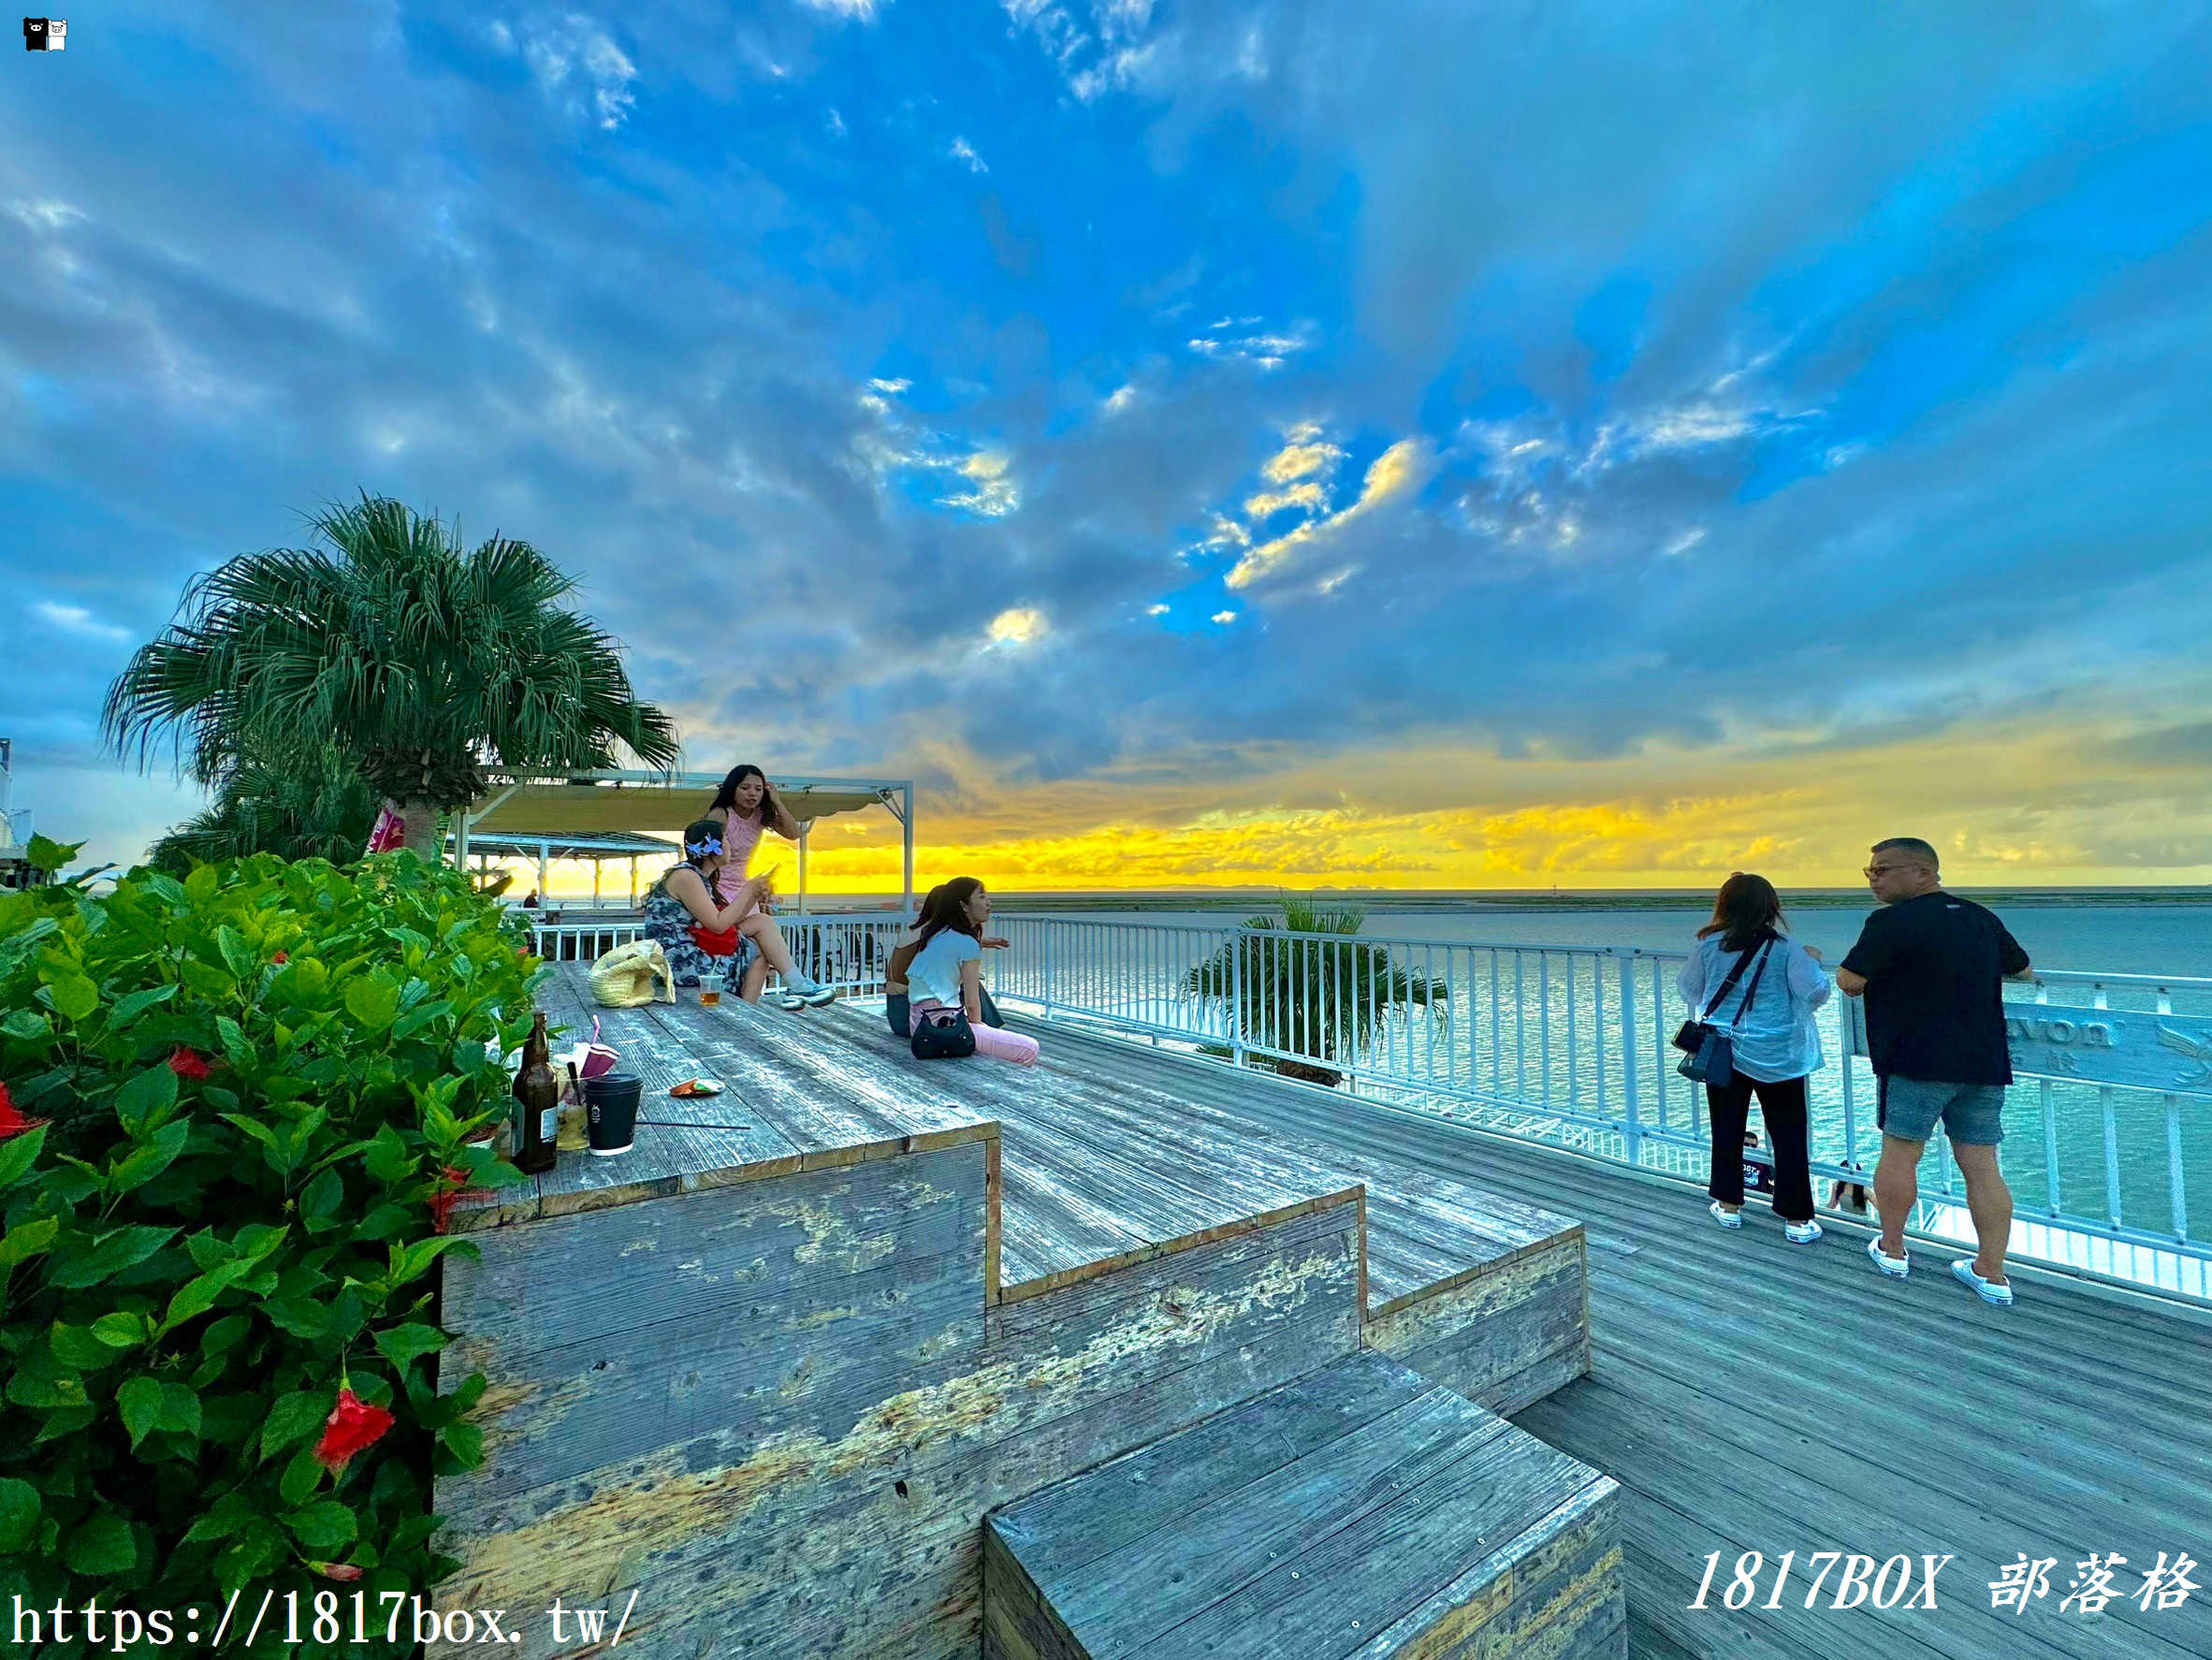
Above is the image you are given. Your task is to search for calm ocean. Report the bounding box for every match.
[1013,903,2212,982]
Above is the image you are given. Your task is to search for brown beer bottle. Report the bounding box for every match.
[512,1012,559,1174]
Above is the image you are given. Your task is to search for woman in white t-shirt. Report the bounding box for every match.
[1676,872,1832,1243]
[904,878,1039,1066]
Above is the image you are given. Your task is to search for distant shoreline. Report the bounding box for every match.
[966,888,2212,913]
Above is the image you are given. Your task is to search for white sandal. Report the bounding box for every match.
[1709,1201,1742,1230]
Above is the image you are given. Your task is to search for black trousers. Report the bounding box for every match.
[1706,1072,1816,1222]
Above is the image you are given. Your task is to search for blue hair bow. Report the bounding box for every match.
[684,832,724,858]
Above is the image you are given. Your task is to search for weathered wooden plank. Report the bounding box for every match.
[1517,1383,2172,1660]
[1364,1238,1589,1399]
[989,1355,1433,1585]
[1144,1421,1609,1660]
[435,1200,1364,1659]
[1045,1390,1510,1654]
[444,1143,988,1357]
[1347,1481,1624,1660]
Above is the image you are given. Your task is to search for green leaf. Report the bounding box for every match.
[298,1167,343,1230]
[0,1008,50,1041]
[94,1311,150,1348]
[160,1269,237,1333]
[0,1216,60,1267]
[363,1124,415,1184]
[47,973,99,1024]
[283,1500,357,1550]
[25,833,80,872]
[260,1389,330,1461]
[215,1013,250,1062]
[0,1123,48,1189]
[183,862,219,903]
[64,1510,138,1577]
[392,998,456,1041]
[46,1224,176,1287]
[200,1314,252,1357]
[344,975,400,1031]
[139,869,188,906]
[113,1063,180,1135]
[107,982,178,1029]
[279,1442,325,1507]
[215,925,258,982]
[373,1323,447,1371]
[180,956,236,1000]
[0,1478,37,1553]
[182,1491,258,1544]
[118,1376,165,1448]
[107,1119,190,1194]
[160,1381,203,1436]
[49,1321,116,1370]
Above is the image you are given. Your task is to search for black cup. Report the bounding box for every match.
[583,1072,642,1157]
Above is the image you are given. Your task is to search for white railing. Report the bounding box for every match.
[531,909,2212,1303]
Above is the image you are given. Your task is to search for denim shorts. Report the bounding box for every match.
[1878,1075,2008,1146]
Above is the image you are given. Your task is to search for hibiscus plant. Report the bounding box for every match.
[0,837,539,1652]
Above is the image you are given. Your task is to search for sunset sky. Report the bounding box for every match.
[5,2,2210,893]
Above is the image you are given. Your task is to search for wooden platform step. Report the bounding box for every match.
[983,1348,1625,1660]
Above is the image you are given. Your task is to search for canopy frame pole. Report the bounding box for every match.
[629,855,638,909]
[537,840,549,908]
[454,809,471,872]
[901,785,914,920]
[797,823,811,916]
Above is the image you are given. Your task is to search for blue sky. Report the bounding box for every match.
[4,1,2211,887]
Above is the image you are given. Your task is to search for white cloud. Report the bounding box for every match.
[1663,527,1708,558]
[1146,603,1170,615]
[801,0,886,19]
[1212,610,1238,624]
[518,15,638,131]
[950,137,988,174]
[35,602,130,643]
[1228,438,1430,590]
[1187,320,1315,371]
[826,108,848,138]
[1103,384,1137,415]
[853,384,1019,518]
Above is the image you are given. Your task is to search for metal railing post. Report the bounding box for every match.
[1619,953,1644,1167]
[1041,924,1055,1021]
[1230,924,1246,1069]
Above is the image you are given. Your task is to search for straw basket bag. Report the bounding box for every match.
[588,939,676,1008]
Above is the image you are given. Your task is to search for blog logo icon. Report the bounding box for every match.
[23,16,65,50]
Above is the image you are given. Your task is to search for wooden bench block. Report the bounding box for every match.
[984,1348,1623,1660]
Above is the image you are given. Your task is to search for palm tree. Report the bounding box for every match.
[147,742,381,871]
[1184,897,1448,1087]
[103,495,680,856]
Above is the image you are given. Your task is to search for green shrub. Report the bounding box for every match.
[0,839,540,1655]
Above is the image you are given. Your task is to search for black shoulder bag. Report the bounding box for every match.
[910,1006,977,1060]
[1673,934,1777,1088]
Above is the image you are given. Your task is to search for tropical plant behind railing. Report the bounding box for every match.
[1184,899,1449,1086]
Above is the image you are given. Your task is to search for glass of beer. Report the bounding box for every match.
[699,984,721,1007]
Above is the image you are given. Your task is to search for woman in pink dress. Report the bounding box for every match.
[708,764,832,1006]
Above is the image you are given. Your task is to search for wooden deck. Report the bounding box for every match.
[1032,1023,2212,1660]
[454,973,2212,1659]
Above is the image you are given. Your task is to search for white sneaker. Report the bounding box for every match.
[1784,1219,1823,1245]
[1867,1236,1911,1278]
[1708,1201,1742,1230]
[1952,1258,2015,1306]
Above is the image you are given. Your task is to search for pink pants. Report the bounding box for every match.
[911,1000,1040,1067]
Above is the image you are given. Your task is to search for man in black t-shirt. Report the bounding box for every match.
[1838,837,2033,1306]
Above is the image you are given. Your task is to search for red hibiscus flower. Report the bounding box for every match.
[313,1388,395,1473]
[167,1046,211,1080]
[0,1080,47,1141]
[272,951,288,965]
[427,1165,490,1234]
[311,1561,364,1582]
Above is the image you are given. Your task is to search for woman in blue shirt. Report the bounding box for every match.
[1676,872,1832,1242]
[905,878,1039,1066]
